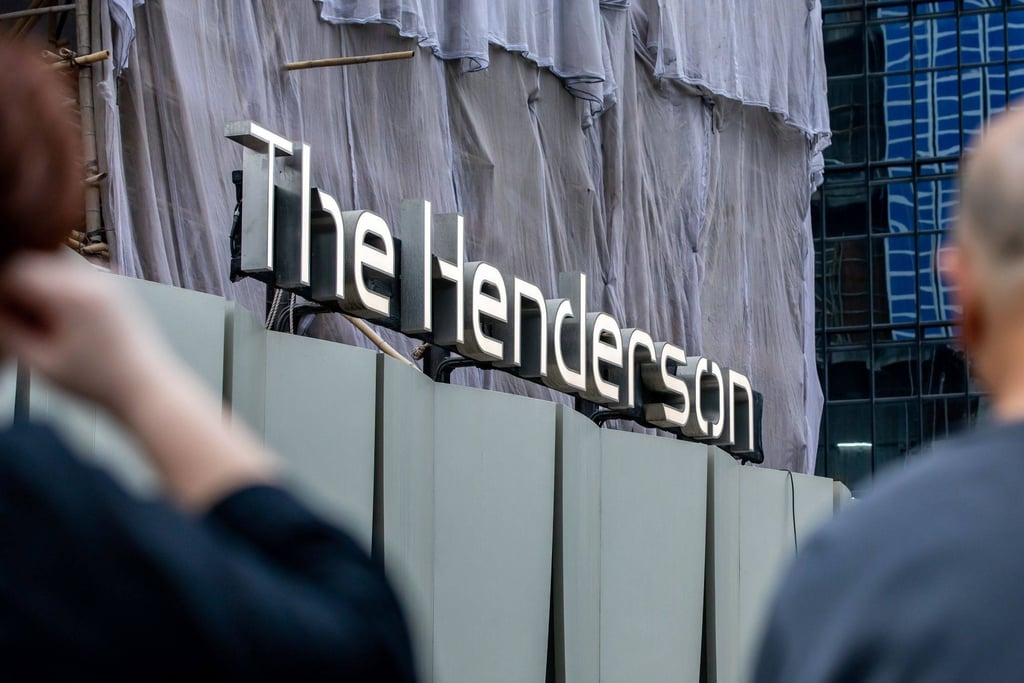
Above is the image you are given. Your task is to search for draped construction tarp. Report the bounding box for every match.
[92,0,827,473]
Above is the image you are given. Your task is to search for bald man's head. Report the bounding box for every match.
[959,108,1024,288]
[946,107,1024,398]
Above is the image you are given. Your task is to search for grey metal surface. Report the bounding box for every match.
[736,467,833,680]
[705,447,836,683]
[225,120,310,286]
[544,273,588,394]
[379,356,558,683]
[705,448,742,683]
[430,214,465,348]
[553,406,603,683]
[126,276,226,393]
[397,199,433,335]
[309,187,346,304]
[431,383,556,683]
[225,303,377,546]
[377,355,437,683]
[555,407,708,683]
[224,302,267,435]
[834,480,854,514]
[599,429,707,683]
[263,330,377,545]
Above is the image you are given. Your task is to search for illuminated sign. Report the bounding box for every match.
[227,121,756,455]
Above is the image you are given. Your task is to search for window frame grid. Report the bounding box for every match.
[818,0,1001,487]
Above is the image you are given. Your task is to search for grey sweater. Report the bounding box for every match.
[754,419,1024,683]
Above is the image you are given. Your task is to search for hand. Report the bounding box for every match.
[0,251,276,509]
[0,251,178,420]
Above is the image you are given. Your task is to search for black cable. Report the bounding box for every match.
[432,356,481,383]
[229,170,244,283]
[786,469,798,555]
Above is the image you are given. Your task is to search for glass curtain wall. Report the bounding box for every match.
[817,0,1024,491]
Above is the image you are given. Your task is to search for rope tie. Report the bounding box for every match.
[411,343,431,361]
[57,47,79,68]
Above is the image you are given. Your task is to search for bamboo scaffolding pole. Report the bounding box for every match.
[73,0,104,258]
[48,48,109,68]
[65,237,110,256]
[342,314,418,368]
[0,3,74,22]
[283,50,414,71]
[80,242,108,256]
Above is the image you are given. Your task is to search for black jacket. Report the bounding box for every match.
[0,422,415,682]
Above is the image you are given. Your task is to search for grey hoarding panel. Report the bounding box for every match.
[25,276,225,495]
[834,480,854,514]
[225,305,377,547]
[224,302,267,436]
[263,331,377,546]
[378,355,436,683]
[705,448,742,683]
[432,383,556,683]
[600,428,707,683]
[553,406,602,683]
[706,448,836,683]
[129,277,226,391]
[379,357,556,683]
[736,468,834,678]
[555,407,707,683]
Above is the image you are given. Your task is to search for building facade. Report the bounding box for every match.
[0,1,852,679]
[817,0,1024,490]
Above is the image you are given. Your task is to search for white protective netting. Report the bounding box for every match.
[94,0,827,473]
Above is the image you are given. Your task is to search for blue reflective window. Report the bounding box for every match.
[816,0,1005,486]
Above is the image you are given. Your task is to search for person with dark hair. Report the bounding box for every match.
[0,42,83,258]
[754,107,1024,682]
[0,42,414,681]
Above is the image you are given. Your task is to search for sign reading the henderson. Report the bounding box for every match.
[227,121,757,456]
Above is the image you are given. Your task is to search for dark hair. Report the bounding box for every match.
[0,41,84,262]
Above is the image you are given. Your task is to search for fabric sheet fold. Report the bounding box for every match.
[93,0,828,472]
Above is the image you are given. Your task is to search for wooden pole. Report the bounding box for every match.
[283,50,414,71]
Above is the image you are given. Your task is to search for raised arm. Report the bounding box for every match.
[0,253,275,510]
[0,253,416,680]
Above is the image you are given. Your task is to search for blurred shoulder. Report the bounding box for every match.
[797,420,1024,580]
